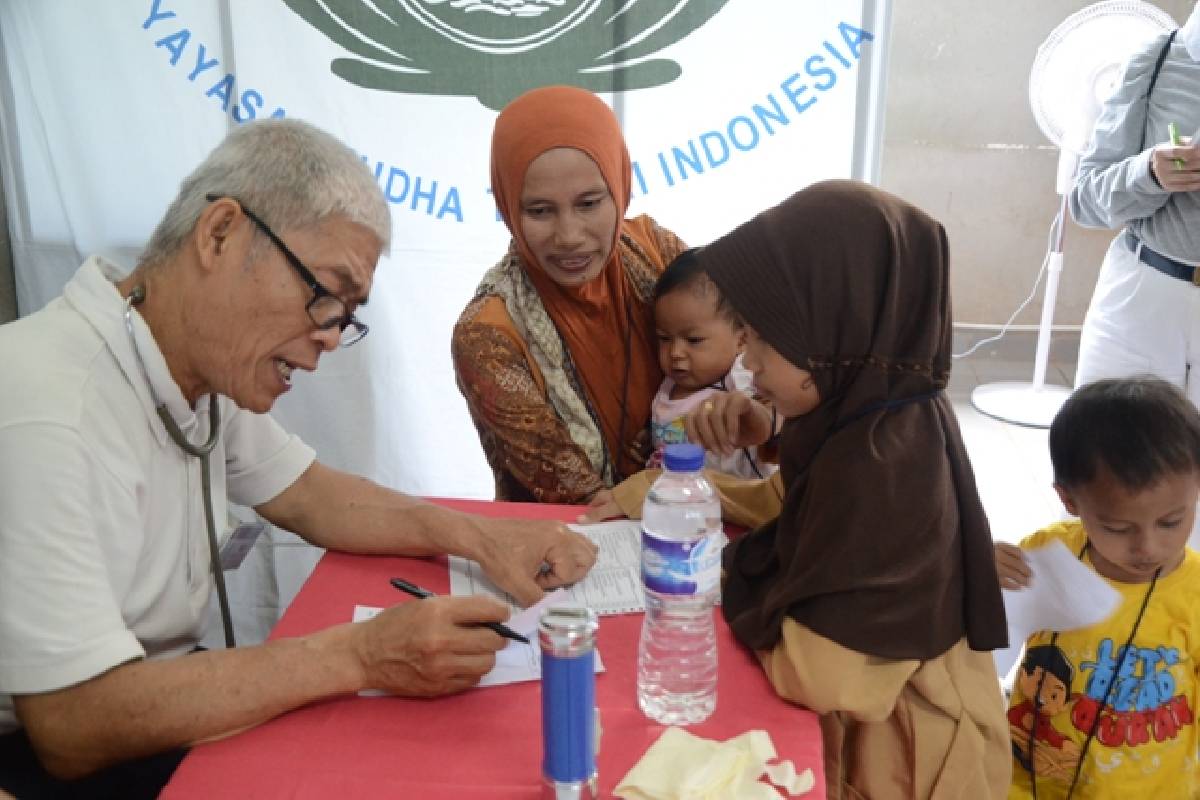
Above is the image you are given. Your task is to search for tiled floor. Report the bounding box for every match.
[949,353,1076,546]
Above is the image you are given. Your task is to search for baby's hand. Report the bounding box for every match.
[578,489,623,523]
[994,542,1032,590]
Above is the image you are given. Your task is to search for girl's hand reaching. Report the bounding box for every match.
[683,393,775,457]
[994,542,1032,590]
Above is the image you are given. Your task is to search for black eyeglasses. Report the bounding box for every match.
[206,194,368,347]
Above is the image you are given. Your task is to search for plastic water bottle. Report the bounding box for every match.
[636,442,722,725]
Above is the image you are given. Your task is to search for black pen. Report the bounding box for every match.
[389,578,531,644]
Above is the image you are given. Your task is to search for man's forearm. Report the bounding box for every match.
[256,460,596,608]
[256,462,482,560]
[15,625,363,780]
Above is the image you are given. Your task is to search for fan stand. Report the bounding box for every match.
[970,182,1073,429]
[970,1,1175,429]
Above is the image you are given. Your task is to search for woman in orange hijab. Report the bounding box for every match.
[452,86,687,503]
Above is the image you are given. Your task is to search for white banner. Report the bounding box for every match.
[0,0,881,497]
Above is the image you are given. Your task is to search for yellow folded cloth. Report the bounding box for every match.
[614,727,815,800]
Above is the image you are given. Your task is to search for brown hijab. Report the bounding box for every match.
[704,181,1006,660]
[490,85,660,480]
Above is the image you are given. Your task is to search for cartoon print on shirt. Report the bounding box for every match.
[1071,638,1195,748]
[1010,638,1196,784]
[647,416,689,468]
[1009,645,1083,782]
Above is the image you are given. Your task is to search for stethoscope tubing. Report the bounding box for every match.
[124,289,235,648]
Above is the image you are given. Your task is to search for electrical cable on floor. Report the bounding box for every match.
[952,210,1060,360]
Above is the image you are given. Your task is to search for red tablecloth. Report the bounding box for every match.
[162,498,825,798]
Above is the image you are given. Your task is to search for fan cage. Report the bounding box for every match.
[1029,0,1176,147]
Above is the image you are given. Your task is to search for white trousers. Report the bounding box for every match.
[1075,233,1200,550]
[1075,232,1200,407]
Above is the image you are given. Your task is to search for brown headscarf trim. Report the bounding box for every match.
[703,180,1007,661]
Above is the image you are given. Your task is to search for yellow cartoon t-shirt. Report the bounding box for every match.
[1007,521,1200,799]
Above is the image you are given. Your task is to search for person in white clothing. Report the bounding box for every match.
[1069,7,1200,403]
[0,119,597,798]
[646,249,775,480]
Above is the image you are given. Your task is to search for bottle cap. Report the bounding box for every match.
[663,442,705,472]
[538,606,598,657]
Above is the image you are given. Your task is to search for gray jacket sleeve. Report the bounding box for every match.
[1068,36,1171,230]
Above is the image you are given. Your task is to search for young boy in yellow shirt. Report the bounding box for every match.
[995,378,1200,799]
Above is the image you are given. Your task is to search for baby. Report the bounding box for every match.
[648,249,772,479]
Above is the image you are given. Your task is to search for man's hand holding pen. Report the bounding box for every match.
[1153,124,1200,193]
[391,577,529,644]
[349,593,511,697]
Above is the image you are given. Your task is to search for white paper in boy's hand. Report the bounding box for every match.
[993,539,1122,681]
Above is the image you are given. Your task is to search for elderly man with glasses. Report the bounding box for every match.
[0,119,598,798]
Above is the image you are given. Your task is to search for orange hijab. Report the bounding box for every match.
[490,85,660,480]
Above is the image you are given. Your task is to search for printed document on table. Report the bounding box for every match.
[448,519,645,616]
[993,539,1122,682]
[352,589,603,691]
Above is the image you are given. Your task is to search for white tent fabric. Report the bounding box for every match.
[0,0,885,644]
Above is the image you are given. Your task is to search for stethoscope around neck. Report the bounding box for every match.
[124,285,236,647]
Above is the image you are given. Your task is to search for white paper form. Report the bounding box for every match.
[993,539,1122,681]
[448,519,645,616]
[352,589,604,691]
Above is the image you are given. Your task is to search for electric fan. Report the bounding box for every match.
[970,1,1176,428]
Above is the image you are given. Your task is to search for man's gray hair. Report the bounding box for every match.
[140,119,391,267]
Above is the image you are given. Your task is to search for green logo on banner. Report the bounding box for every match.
[282,0,730,109]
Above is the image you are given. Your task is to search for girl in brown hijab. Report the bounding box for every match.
[452,86,686,503]
[701,181,1011,799]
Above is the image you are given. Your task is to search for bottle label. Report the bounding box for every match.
[641,527,722,596]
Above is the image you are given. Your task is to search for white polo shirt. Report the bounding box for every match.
[0,257,315,733]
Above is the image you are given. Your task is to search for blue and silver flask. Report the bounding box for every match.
[539,606,599,799]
